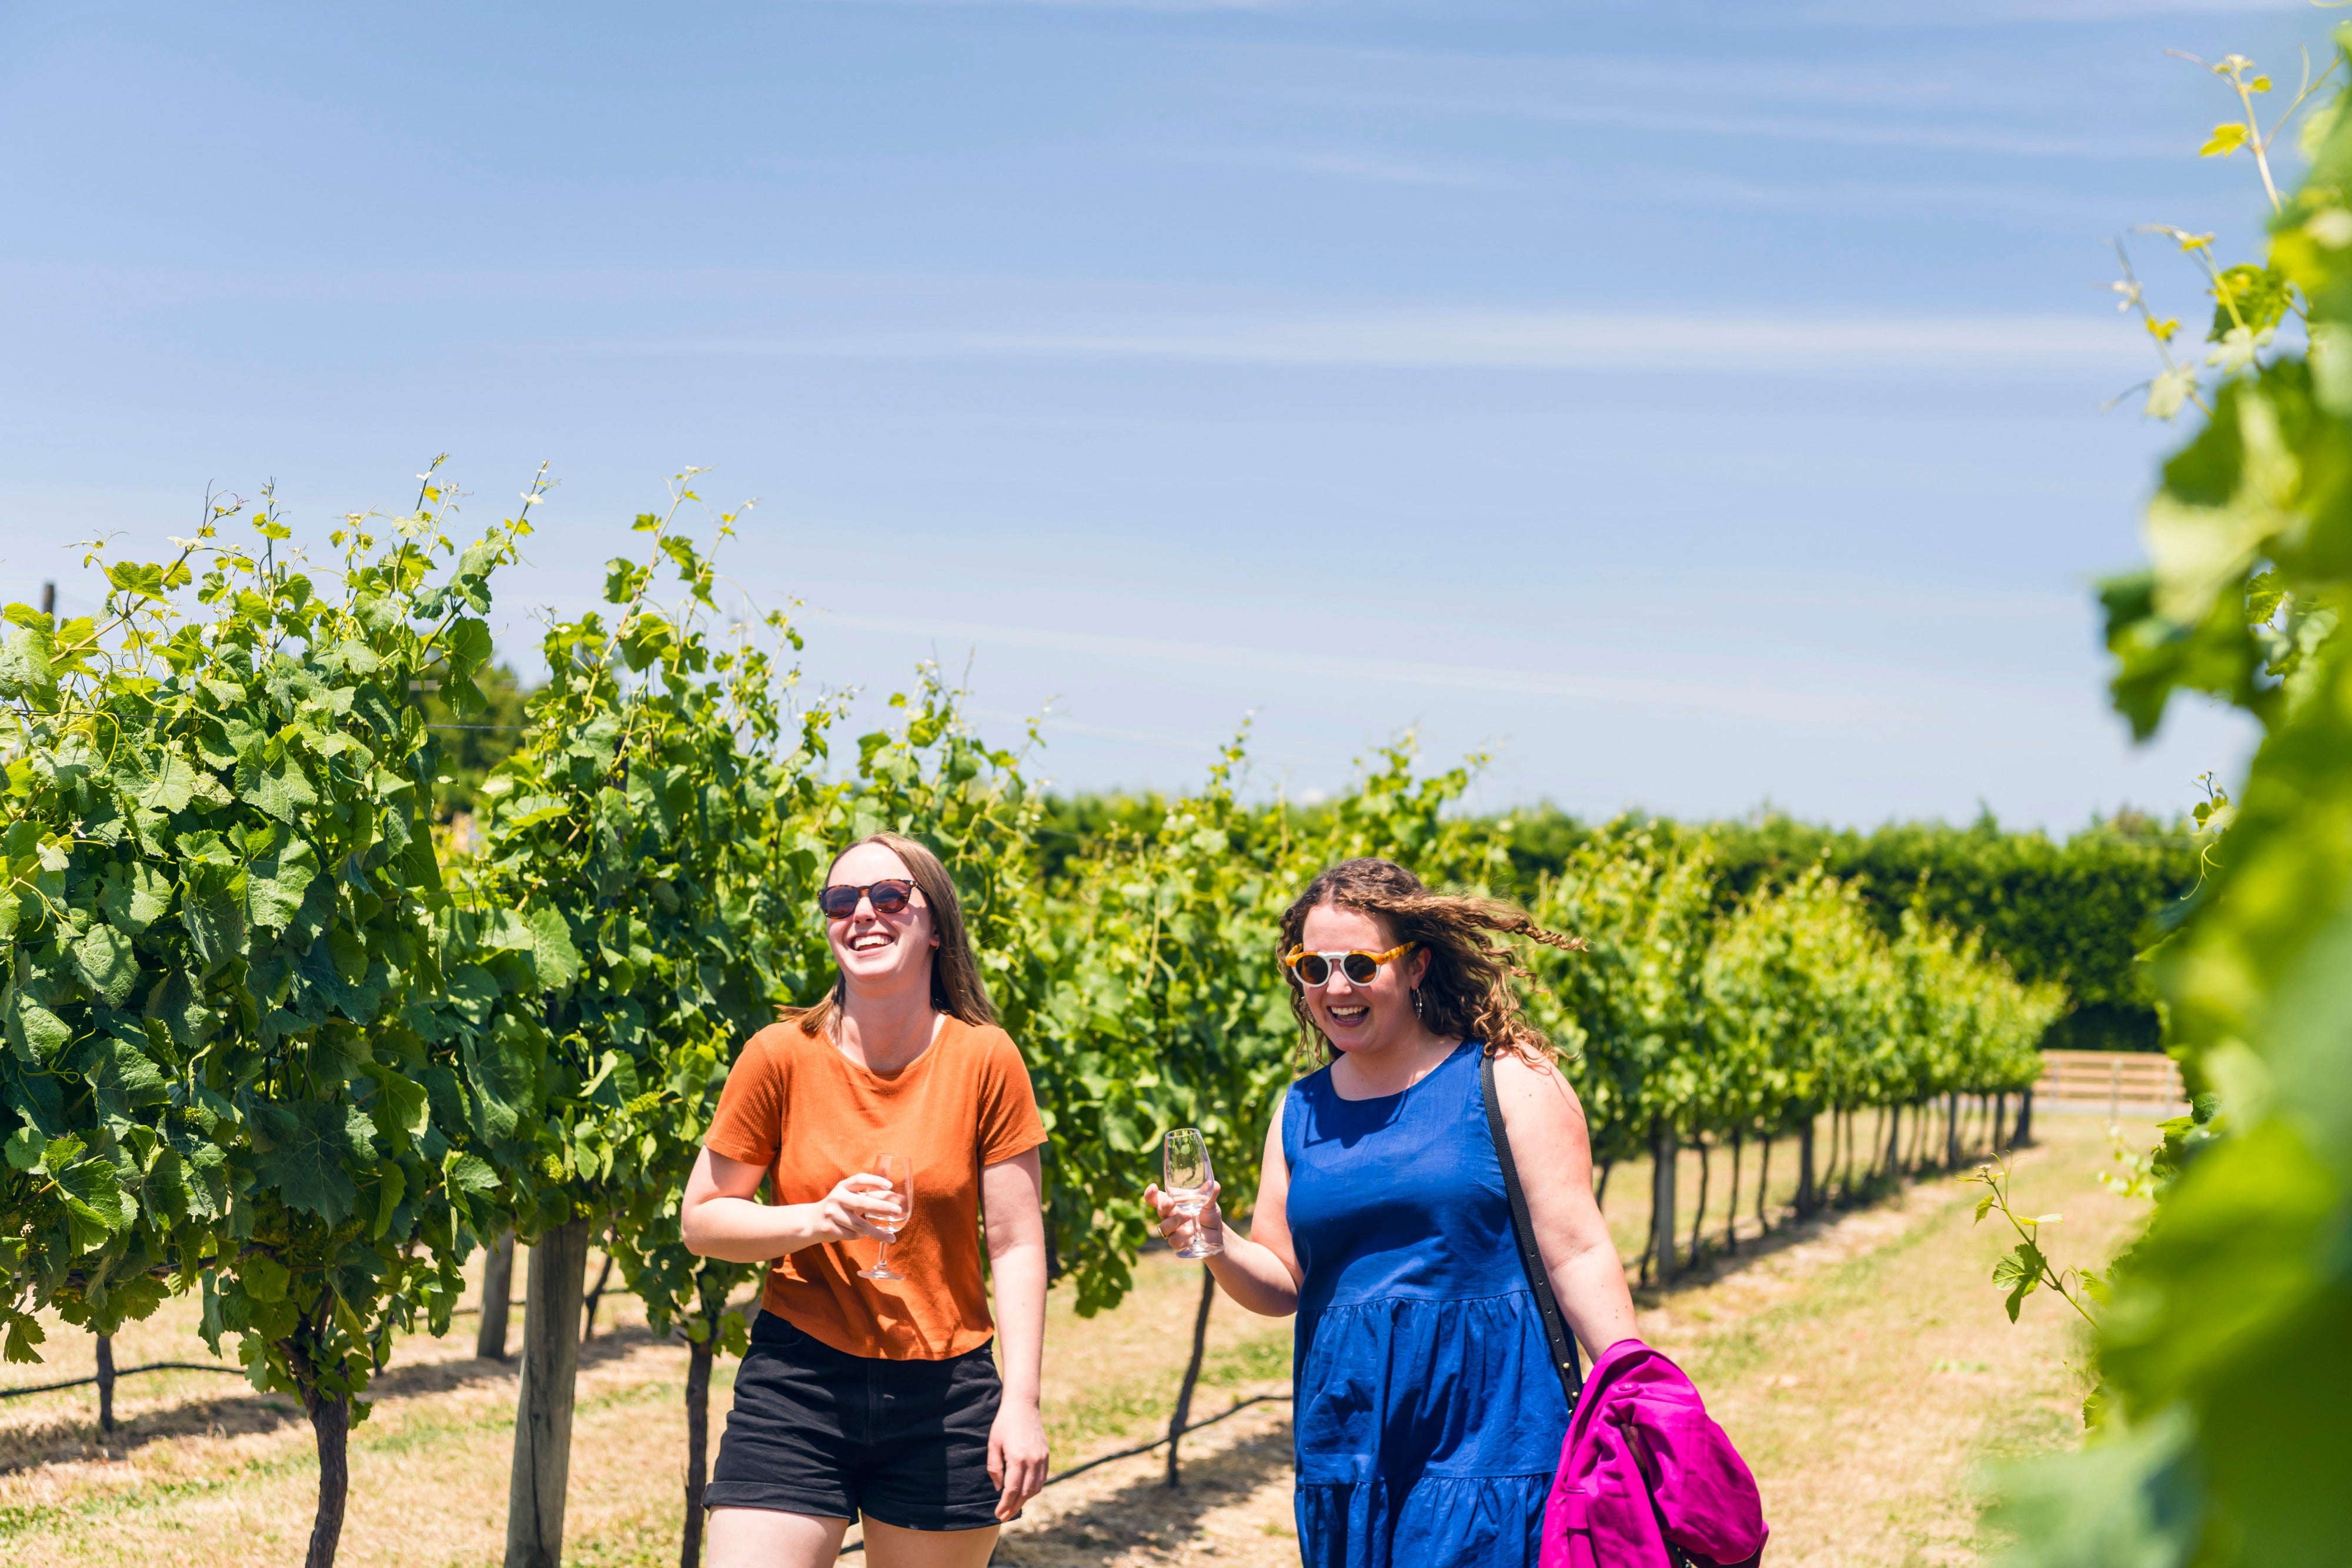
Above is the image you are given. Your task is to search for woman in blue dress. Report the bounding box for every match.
[1146,857,1640,1568]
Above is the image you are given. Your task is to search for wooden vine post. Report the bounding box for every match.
[506,1216,592,1568]
[476,1230,516,1360]
[681,1323,716,1568]
[1649,1122,1678,1288]
[93,1335,115,1434]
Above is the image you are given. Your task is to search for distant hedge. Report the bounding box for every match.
[1040,796,2197,1053]
[1523,810,2198,1052]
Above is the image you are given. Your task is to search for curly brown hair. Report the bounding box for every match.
[1278,857,1583,1068]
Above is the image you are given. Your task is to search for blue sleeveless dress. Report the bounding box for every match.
[1282,1039,1572,1568]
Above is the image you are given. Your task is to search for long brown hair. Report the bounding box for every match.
[1278,857,1582,1067]
[786,831,997,1036]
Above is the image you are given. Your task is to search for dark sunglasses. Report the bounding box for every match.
[818,879,919,920]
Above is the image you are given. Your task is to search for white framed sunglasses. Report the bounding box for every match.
[1281,943,1413,987]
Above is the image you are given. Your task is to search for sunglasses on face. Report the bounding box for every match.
[1281,944,1413,987]
[819,880,919,920]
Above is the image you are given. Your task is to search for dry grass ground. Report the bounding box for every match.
[0,1111,2141,1567]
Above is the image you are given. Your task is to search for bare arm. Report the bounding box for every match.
[679,1146,901,1263]
[981,1149,1050,1519]
[1492,1051,1641,1359]
[1146,1101,1303,1318]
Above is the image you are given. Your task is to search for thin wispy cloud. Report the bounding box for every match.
[1429,99,2174,161]
[1794,0,2306,25]
[1185,147,1512,188]
[672,310,2147,372]
[816,611,1899,727]
[1627,170,2133,220]
[1215,43,2176,160]
[837,0,1298,9]
[1257,42,1990,115]
[1171,147,2122,218]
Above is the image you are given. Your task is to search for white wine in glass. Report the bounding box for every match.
[857,1154,913,1281]
[1164,1128,1221,1259]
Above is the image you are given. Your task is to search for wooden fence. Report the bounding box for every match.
[2033,1049,2188,1117]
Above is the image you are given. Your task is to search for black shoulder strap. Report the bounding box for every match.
[1481,1048,1585,1407]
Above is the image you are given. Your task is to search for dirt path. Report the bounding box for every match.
[0,1115,2142,1567]
[973,1114,2145,1568]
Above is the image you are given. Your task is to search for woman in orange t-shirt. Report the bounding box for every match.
[682,831,1050,1568]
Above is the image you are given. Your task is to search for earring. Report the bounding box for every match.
[1412,987,1425,1019]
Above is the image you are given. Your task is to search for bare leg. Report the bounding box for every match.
[706,1507,850,1568]
[863,1517,1001,1568]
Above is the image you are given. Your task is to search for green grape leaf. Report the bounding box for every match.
[142,966,210,1054]
[241,1253,290,1303]
[140,749,203,815]
[245,830,319,932]
[2209,263,2293,342]
[141,1144,196,1225]
[235,747,320,825]
[0,1056,66,1138]
[441,965,499,1030]
[3,1125,43,1170]
[54,1154,134,1233]
[165,1131,226,1221]
[1993,1240,2047,1322]
[360,1066,431,1144]
[2200,122,2251,158]
[3,989,71,1061]
[443,617,493,680]
[445,1151,500,1198]
[0,625,54,703]
[179,871,247,969]
[369,1160,406,1239]
[460,1022,537,1142]
[250,1100,370,1225]
[524,907,582,991]
[99,860,173,934]
[71,923,141,1007]
[2,1314,46,1365]
[81,1030,168,1112]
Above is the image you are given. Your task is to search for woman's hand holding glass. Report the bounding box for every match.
[1147,1130,1225,1260]
[811,1171,906,1246]
[1144,1176,1225,1258]
[1157,1127,1223,1259]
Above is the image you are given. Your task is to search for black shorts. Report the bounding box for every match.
[705,1310,1007,1532]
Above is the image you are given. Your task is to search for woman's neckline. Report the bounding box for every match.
[1325,1038,1472,1104]
[833,1010,952,1081]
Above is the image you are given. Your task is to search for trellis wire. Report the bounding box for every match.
[1,1360,243,1400]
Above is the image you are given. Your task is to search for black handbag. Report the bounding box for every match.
[1479,1047,1586,1408]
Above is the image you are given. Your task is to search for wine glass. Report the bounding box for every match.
[1163,1128,1221,1259]
[857,1154,913,1281]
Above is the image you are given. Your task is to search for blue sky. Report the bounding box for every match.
[2,0,2328,827]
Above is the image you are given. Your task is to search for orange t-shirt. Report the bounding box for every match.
[704,1015,1048,1361]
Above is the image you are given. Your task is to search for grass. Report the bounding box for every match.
[0,1111,2142,1567]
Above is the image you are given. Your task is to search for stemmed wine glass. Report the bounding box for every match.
[1163,1128,1221,1259]
[857,1154,913,1281]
